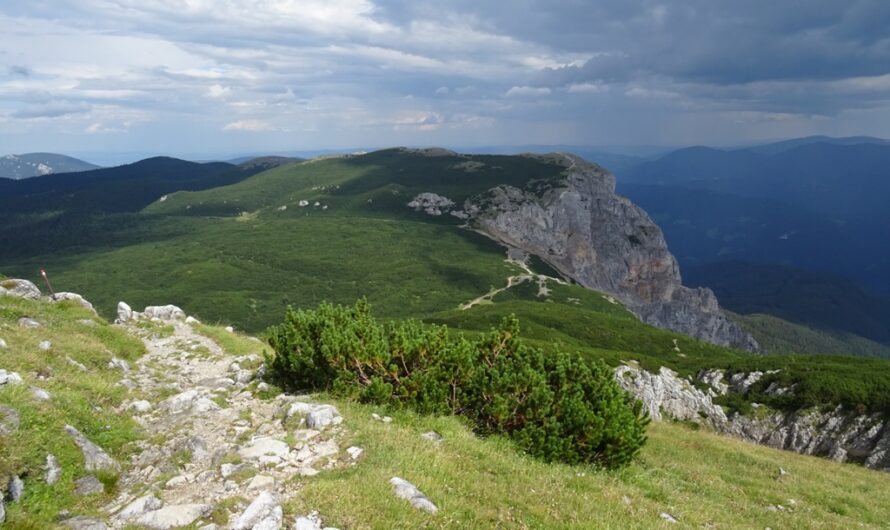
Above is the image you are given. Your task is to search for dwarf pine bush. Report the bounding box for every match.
[267,299,649,468]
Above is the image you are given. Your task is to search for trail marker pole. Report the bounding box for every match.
[40,268,56,298]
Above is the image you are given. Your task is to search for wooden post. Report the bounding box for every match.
[40,268,56,298]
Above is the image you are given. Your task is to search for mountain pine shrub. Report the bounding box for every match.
[267,299,649,468]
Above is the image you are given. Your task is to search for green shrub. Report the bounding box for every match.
[267,299,649,468]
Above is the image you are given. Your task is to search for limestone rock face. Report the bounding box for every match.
[465,154,758,351]
[616,365,890,472]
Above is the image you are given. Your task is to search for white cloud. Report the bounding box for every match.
[223,119,276,132]
[505,86,552,97]
[206,84,232,98]
[567,82,606,94]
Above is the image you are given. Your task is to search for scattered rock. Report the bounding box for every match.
[45,454,62,484]
[0,497,4,524]
[238,436,290,462]
[31,386,52,401]
[225,326,234,333]
[143,305,187,321]
[306,405,341,429]
[63,516,108,530]
[421,431,444,444]
[185,316,201,325]
[77,319,97,327]
[0,370,23,386]
[38,340,52,350]
[0,338,6,349]
[64,424,118,472]
[246,474,275,491]
[129,400,152,413]
[66,356,88,372]
[160,389,219,415]
[777,467,788,479]
[0,404,20,435]
[231,491,282,530]
[8,475,24,502]
[75,475,104,496]
[407,192,456,216]
[0,278,41,299]
[346,446,363,460]
[659,512,679,524]
[18,317,41,328]
[165,475,189,488]
[220,463,248,479]
[107,357,130,372]
[116,302,133,323]
[390,477,438,514]
[135,503,211,529]
[294,512,323,530]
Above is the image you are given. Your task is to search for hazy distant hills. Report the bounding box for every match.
[615,137,890,297]
[0,152,99,179]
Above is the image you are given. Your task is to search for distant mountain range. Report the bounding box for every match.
[0,152,99,179]
[614,136,890,297]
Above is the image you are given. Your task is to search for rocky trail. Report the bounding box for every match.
[72,307,350,530]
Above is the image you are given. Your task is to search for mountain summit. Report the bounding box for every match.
[0,153,99,180]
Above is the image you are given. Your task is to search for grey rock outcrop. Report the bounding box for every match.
[117,301,133,323]
[616,365,890,471]
[50,292,97,314]
[0,370,23,386]
[142,304,186,321]
[390,477,438,514]
[74,475,104,496]
[63,516,108,530]
[465,154,758,351]
[231,491,282,529]
[134,503,211,529]
[8,475,24,502]
[408,193,456,216]
[0,278,41,299]
[64,424,118,472]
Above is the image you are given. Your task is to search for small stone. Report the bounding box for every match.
[66,356,88,372]
[38,340,52,350]
[220,463,246,478]
[246,474,275,491]
[346,446,364,460]
[165,475,188,488]
[622,495,632,506]
[32,386,52,401]
[129,400,152,413]
[45,454,62,484]
[116,301,133,323]
[8,475,24,502]
[0,497,4,524]
[382,416,393,423]
[238,437,290,461]
[659,512,679,524]
[390,477,437,514]
[294,511,323,530]
[0,370,23,385]
[118,495,163,520]
[0,338,6,348]
[77,319,97,327]
[185,316,200,325]
[142,305,187,321]
[18,317,41,328]
[225,326,234,333]
[421,431,443,444]
[371,413,381,421]
[256,382,270,392]
[107,357,130,372]
[75,475,105,496]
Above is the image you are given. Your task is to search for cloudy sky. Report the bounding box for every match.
[2,1,890,162]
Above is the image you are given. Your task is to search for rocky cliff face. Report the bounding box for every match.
[464,153,759,351]
[615,365,890,472]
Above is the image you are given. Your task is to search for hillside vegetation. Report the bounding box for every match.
[4,293,889,529]
[1,150,889,417]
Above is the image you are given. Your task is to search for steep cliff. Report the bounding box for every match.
[464,153,759,351]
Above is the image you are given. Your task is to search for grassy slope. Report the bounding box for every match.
[732,312,890,358]
[206,331,890,530]
[2,152,890,414]
[0,296,145,528]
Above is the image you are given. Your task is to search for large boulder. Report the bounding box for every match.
[142,305,186,321]
[50,293,97,314]
[0,278,41,300]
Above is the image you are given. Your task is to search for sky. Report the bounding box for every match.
[2,1,890,163]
